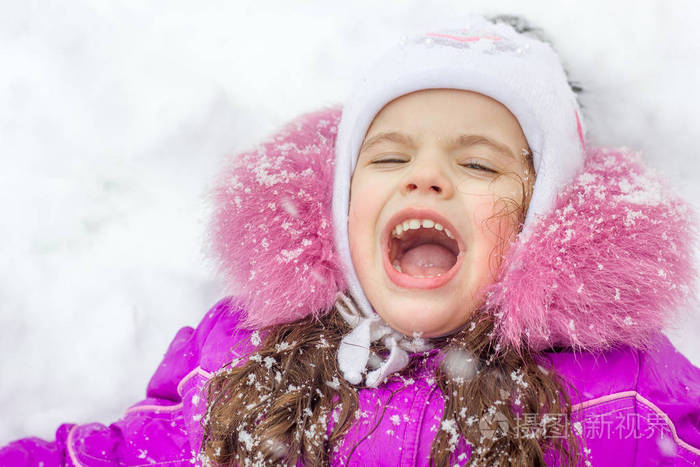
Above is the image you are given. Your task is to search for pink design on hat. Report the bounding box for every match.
[576,110,586,150]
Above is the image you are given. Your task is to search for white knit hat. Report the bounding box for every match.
[333,16,586,386]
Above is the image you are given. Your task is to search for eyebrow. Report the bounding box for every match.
[359,131,415,154]
[359,131,516,160]
[453,134,516,160]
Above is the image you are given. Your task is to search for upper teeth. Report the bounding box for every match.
[392,218,454,240]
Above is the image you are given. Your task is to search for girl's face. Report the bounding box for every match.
[348,89,533,337]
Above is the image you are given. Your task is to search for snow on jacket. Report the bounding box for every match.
[2,108,700,465]
[2,297,699,465]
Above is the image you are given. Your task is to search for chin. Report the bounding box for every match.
[379,298,467,338]
[389,320,460,339]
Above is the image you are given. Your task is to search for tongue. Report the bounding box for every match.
[399,244,457,277]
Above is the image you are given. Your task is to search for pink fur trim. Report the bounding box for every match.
[485,148,697,353]
[207,108,345,328]
[208,110,696,351]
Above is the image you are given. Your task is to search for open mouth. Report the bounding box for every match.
[382,211,464,289]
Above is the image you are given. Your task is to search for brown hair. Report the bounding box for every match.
[201,310,359,466]
[430,312,582,465]
[200,302,581,466]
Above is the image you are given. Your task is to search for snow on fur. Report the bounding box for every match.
[208,108,345,328]
[485,148,697,353]
[209,109,696,352]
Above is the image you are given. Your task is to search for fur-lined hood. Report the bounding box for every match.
[207,108,696,353]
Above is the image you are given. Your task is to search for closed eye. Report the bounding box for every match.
[372,158,407,164]
[460,162,497,173]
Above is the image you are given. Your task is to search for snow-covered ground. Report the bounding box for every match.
[1,0,698,445]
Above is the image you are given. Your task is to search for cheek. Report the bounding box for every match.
[348,200,369,243]
[348,177,384,242]
[470,197,520,276]
[347,211,364,261]
[477,177,526,240]
[347,190,379,274]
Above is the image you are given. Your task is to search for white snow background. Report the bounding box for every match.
[1,0,699,444]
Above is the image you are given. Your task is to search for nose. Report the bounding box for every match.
[400,156,455,198]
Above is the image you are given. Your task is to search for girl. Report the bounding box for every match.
[2,14,700,466]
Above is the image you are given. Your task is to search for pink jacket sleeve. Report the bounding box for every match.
[0,298,243,466]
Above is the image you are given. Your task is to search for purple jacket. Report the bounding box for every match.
[2,296,699,466]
